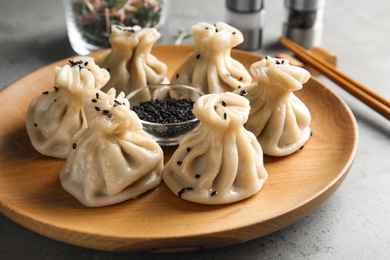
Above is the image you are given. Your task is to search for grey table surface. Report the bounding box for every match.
[1,0,389,259]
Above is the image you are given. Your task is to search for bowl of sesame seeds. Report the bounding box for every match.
[127,84,204,146]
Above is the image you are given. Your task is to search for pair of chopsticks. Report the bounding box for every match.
[279,36,390,121]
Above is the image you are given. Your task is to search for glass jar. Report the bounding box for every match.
[63,0,169,54]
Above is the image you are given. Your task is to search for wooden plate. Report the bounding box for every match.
[0,45,358,253]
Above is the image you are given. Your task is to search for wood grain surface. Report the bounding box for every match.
[0,45,358,253]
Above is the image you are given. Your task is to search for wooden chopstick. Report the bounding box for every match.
[279,36,390,120]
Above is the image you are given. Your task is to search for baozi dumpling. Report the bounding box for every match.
[97,25,168,95]
[171,22,252,94]
[163,92,268,205]
[235,56,312,157]
[60,88,164,207]
[26,56,110,158]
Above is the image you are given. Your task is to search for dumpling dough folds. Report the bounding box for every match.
[60,88,164,207]
[170,22,252,94]
[97,25,168,95]
[235,56,312,156]
[26,56,110,158]
[163,92,268,205]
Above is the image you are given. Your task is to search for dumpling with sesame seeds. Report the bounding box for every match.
[234,56,312,157]
[97,25,169,96]
[170,22,252,94]
[60,88,164,207]
[26,56,110,159]
[162,92,268,205]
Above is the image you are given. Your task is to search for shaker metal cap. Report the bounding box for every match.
[285,0,326,11]
[226,0,264,13]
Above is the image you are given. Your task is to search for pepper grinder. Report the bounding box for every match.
[225,0,265,50]
[283,0,326,49]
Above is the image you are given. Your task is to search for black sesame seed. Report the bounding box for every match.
[281,60,285,64]
[310,130,313,136]
[72,143,77,149]
[102,109,110,115]
[96,93,100,99]
[91,99,97,103]
[300,146,304,150]
[195,174,201,179]
[185,187,193,191]
[196,54,201,59]
[239,77,243,81]
[224,113,227,120]
[42,91,49,95]
[205,26,209,29]
[214,105,218,110]
[232,31,236,35]
[177,161,182,166]
[107,113,112,118]
[54,99,57,102]
[34,123,37,127]
[211,191,218,196]
[53,86,59,92]
[221,100,226,107]
[114,100,122,106]
[178,188,186,198]
[95,106,100,112]
[276,60,280,65]
[186,147,191,152]
[240,90,248,96]
[237,85,241,89]
[84,61,88,66]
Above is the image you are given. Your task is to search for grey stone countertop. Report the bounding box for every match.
[1,0,389,259]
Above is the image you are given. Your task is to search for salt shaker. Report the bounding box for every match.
[283,0,326,49]
[225,0,265,50]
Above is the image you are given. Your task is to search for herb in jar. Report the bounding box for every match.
[71,0,164,48]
